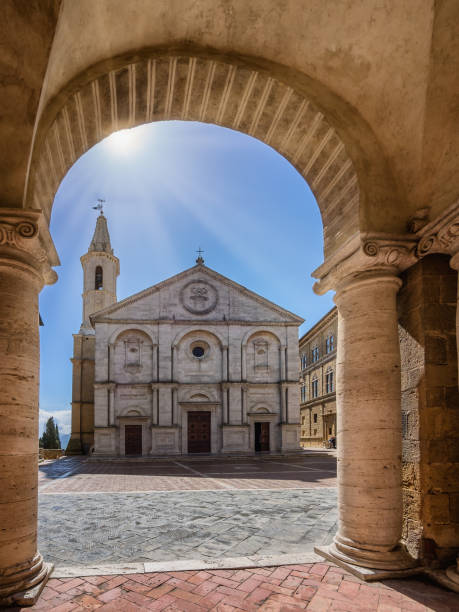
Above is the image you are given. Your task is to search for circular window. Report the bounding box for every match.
[192,346,205,358]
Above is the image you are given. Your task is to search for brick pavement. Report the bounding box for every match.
[18,561,459,611]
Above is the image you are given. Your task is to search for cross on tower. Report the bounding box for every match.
[196,247,205,265]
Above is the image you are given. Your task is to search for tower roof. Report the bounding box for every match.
[89,213,113,254]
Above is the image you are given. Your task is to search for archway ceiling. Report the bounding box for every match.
[28,55,359,258]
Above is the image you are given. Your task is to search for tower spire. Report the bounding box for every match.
[89,210,113,254]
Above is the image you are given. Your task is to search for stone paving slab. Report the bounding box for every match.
[38,456,337,493]
[20,561,459,611]
[38,488,338,569]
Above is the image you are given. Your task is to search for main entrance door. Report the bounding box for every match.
[255,422,270,452]
[188,411,211,453]
[125,425,142,455]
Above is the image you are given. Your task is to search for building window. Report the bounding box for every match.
[329,335,335,351]
[300,353,307,370]
[190,341,209,359]
[325,368,334,393]
[95,266,103,290]
[311,346,319,362]
[325,334,335,354]
[313,413,318,423]
[301,383,306,402]
[311,377,319,398]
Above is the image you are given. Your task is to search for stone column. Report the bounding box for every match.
[318,270,415,574]
[222,346,228,381]
[280,345,286,381]
[241,385,248,424]
[221,383,228,424]
[0,209,58,607]
[108,384,116,426]
[241,344,247,381]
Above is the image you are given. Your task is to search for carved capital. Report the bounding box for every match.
[0,208,59,286]
[312,233,417,295]
[416,201,459,258]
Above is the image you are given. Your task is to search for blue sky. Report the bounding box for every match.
[39,121,334,438]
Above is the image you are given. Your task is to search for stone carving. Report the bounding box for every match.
[0,220,38,248]
[416,203,459,257]
[362,235,418,268]
[180,280,218,315]
[0,210,58,286]
[313,233,418,295]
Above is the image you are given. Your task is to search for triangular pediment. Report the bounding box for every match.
[90,264,304,325]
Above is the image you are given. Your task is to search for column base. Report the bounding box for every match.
[424,567,459,594]
[315,544,421,582]
[0,555,53,608]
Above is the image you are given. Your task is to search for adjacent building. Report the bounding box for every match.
[67,213,304,456]
[299,307,337,447]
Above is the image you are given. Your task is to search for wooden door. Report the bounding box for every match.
[255,422,270,452]
[125,424,142,455]
[188,411,211,453]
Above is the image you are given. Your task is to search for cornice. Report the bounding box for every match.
[312,202,459,294]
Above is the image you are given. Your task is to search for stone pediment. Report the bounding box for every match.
[90,264,304,326]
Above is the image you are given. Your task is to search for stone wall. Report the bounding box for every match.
[398,254,458,565]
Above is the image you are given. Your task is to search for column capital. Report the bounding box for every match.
[0,208,59,286]
[416,200,459,260]
[313,233,416,295]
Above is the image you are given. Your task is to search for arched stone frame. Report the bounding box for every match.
[247,405,279,454]
[241,329,283,381]
[117,404,150,457]
[25,47,403,263]
[109,326,156,381]
[172,327,226,382]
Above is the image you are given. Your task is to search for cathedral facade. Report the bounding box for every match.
[67,214,303,457]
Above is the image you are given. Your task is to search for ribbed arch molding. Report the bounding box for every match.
[29,55,360,256]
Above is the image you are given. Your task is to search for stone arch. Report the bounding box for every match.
[241,328,282,347]
[118,406,147,417]
[172,327,225,349]
[109,325,155,345]
[26,49,369,258]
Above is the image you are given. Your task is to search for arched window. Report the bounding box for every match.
[95,266,103,290]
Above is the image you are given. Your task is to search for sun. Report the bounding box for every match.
[104,128,141,155]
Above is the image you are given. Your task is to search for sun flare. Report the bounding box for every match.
[105,128,141,155]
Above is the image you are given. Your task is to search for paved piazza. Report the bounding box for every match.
[38,454,337,569]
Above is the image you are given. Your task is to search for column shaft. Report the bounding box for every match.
[330,272,414,570]
[0,263,49,604]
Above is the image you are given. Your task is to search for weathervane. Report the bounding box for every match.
[196,247,205,265]
[92,198,106,215]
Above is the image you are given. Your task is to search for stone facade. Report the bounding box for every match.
[68,217,303,457]
[299,308,337,448]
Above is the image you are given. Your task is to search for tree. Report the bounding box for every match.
[39,417,61,449]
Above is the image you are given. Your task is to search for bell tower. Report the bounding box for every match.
[67,211,119,454]
[80,211,119,332]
